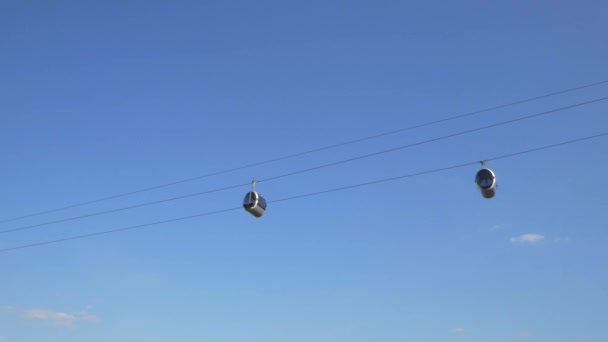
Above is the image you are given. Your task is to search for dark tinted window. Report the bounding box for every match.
[476,169,495,189]
[243,191,257,208]
[258,195,267,210]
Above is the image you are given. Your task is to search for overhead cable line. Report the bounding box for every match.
[270,133,608,204]
[2,80,607,225]
[256,97,607,183]
[0,182,250,235]
[1,132,606,253]
[1,97,606,235]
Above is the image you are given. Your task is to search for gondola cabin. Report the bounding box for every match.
[475,168,497,199]
[243,191,267,218]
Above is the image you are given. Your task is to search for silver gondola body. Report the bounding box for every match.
[243,191,267,218]
[475,168,497,199]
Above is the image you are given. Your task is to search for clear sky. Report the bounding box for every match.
[1,0,607,341]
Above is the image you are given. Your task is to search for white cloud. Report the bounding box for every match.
[452,327,466,334]
[488,223,508,231]
[510,234,544,244]
[0,306,15,313]
[1,306,99,327]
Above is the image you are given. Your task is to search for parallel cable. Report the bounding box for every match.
[2,80,607,224]
[0,182,250,235]
[258,97,607,183]
[1,132,605,253]
[1,97,606,235]
[270,132,608,203]
[0,207,242,253]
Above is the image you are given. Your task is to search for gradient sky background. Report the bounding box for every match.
[1,1,607,341]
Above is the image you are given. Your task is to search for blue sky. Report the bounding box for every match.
[1,0,607,341]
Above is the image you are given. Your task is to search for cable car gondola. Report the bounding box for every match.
[243,179,267,218]
[475,161,497,199]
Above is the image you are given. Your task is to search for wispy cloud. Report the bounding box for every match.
[510,234,544,244]
[452,327,466,334]
[0,306,16,313]
[488,223,508,231]
[554,236,570,243]
[24,308,99,327]
[1,306,99,327]
[518,331,531,338]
